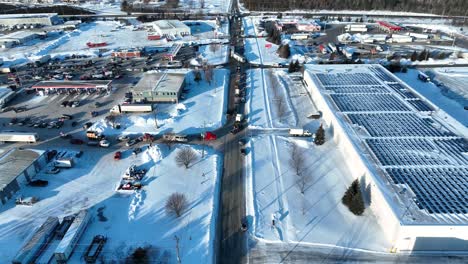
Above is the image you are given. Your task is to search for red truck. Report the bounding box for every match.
[201,131,217,141]
[147,34,162,40]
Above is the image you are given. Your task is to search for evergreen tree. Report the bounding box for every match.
[314,124,325,145]
[194,71,202,83]
[288,61,295,73]
[410,51,418,62]
[418,49,427,61]
[294,60,300,71]
[342,179,365,216]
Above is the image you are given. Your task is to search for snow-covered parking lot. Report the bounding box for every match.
[91,69,229,135]
[0,145,221,263]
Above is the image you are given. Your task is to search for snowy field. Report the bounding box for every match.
[190,44,229,66]
[91,69,229,135]
[0,144,221,263]
[395,69,468,126]
[245,135,391,251]
[246,68,318,131]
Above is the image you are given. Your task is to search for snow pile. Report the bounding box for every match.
[190,44,229,66]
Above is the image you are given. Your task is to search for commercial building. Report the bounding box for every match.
[132,71,186,103]
[0,87,16,108]
[152,20,191,36]
[296,21,321,32]
[0,148,47,206]
[31,80,112,94]
[303,64,468,252]
[0,13,61,28]
[0,31,43,48]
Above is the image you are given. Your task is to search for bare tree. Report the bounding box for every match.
[290,144,310,194]
[204,64,214,85]
[175,147,197,168]
[165,192,188,217]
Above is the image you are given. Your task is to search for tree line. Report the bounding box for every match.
[241,0,468,16]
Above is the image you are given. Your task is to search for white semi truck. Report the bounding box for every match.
[0,132,39,143]
[110,104,153,114]
[289,128,313,137]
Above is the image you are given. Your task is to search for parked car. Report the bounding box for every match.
[83,122,93,129]
[30,179,48,187]
[9,118,18,125]
[45,167,60,174]
[61,101,69,107]
[99,139,110,147]
[72,101,80,107]
[126,139,137,147]
[67,101,74,107]
[75,150,83,158]
[114,151,122,160]
[71,121,78,127]
[70,138,84,145]
[118,135,130,141]
[132,147,142,155]
[61,114,73,120]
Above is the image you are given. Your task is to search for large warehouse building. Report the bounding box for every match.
[31,80,112,94]
[0,13,61,27]
[0,148,46,206]
[132,71,186,103]
[151,20,191,36]
[303,64,468,252]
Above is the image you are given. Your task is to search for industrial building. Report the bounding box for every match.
[303,64,468,252]
[111,48,142,58]
[0,148,46,206]
[0,31,43,48]
[0,87,16,108]
[152,20,191,36]
[0,13,61,28]
[31,80,112,94]
[132,71,186,103]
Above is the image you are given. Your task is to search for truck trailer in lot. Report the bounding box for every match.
[0,132,39,143]
[54,210,90,263]
[110,104,153,114]
[12,217,59,264]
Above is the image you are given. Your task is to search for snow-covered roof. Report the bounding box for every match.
[0,31,38,41]
[32,80,112,89]
[153,20,190,31]
[133,72,185,94]
[0,13,57,19]
[0,148,41,191]
[304,64,468,224]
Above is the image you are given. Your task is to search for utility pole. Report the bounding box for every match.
[174,235,181,264]
[201,121,206,158]
[154,107,158,129]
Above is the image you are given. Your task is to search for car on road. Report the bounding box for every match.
[126,139,137,147]
[114,151,122,160]
[70,138,84,145]
[9,118,18,125]
[83,122,93,129]
[132,147,142,155]
[45,167,60,174]
[99,139,110,147]
[118,135,130,141]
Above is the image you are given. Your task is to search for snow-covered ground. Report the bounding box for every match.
[190,44,229,66]
[91,69,229,135]
[0,19,229,67]
[395,69,468,126]
[246,68,318,130]
[132,0,232,13]
[79,0,126,15]
[0,144,221,263]
[245,135,391,251]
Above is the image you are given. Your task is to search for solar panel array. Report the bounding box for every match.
[314,65,467,216]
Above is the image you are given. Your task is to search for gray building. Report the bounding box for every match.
[0,148,46,206]
[132,72,186,103]
[0,30,41,48]
[152,20,191,36]
[0,13,61,28]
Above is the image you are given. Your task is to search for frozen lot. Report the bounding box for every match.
[91,69,229,135]
[0,144,221,263]
[245,135,391,251]
[191,44,230,66]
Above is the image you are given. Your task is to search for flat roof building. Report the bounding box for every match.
[152,20,191,36]
[132,71,186,103]
[0,13,61,27]
[303,64,468,252]
[0,148,46,206]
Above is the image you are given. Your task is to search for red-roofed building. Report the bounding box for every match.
[377,21,402,32]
